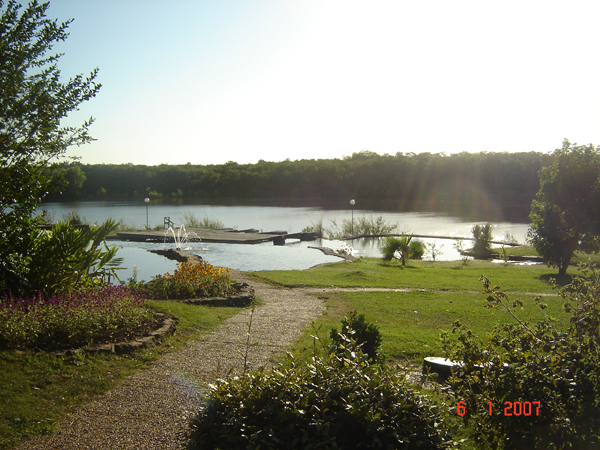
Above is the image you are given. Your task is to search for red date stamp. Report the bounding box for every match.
[457,401,541,416]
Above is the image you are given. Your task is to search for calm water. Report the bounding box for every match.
[39,200,530,279]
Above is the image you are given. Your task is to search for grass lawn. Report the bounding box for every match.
[251,258,578,292]
[0,301,242,449]
[250,258,575,365]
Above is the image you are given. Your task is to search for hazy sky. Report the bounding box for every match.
[45,0,600,165]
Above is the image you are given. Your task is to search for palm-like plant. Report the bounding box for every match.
[381,235,417,266]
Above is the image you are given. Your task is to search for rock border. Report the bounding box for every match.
[149,248,204,264]
[177,282,255,307]
[53,313,179,357]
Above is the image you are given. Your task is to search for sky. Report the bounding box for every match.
[40,0,600,165]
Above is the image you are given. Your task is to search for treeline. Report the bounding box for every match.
[45,151,554,220]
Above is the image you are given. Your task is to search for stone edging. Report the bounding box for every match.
[54,313,179,357]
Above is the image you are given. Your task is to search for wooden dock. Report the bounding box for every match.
[114,227,318,245]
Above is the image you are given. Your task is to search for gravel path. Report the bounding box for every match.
[17,271,325,450]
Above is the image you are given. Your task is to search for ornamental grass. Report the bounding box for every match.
[144,261,234,300]
[0,286,157,351]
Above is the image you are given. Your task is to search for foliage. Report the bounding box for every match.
[528,139,600,275]
[44,153,553,220]
[181,210,224,229]
[471,223,493,258]
[426,241,444,262]
[381,235,422,265]
[190,339,451,449]
[15,219,122,296]
[330,310,383,362]
[0,0,101,292]
[0,286,155,351]
[498,244,510,264]
[410,239,425,259]
[143,261,233,299]
[454,239,471,265]
[328,215,398,239]
[302,217,324,237]
[442,267,600,449]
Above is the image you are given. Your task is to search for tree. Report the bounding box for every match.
[471,223,493,258]
[0,0,100,292]
[528,140,600,275]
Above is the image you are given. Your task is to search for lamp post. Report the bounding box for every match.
[350,199,355,236]
[144,198,150,229]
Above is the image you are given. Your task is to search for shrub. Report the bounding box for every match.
[143,261,233,299]
[410,240,425,259]
[182,210,224,229]
[190,342,451,449]
[471,223,493,258]
[330,310,383,362]
[381,235,423,265]
[441,266,600,449]
[0,286,155,351]
[327,215,398,239]
[18,219,123,296]
[425,241,444,262]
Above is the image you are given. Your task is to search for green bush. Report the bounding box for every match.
[328,215,398,239]
[381,235,423,265]
[190,343,451,449]
[471,223,493,258]
[441,266,600,449]
[330,310,383,362]
[18,219,122,296]
[410,240,425,259]
[181,210,224,229]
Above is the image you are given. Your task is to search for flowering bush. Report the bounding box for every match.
[144,261,234,299]
[0,286,156,351]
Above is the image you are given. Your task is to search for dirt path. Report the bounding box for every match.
[17,271,324,450]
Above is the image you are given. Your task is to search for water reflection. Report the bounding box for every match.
[112,240,344,281]
[112,234,476,283]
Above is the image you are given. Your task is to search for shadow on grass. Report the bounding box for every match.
[538,273,573,287]
[376,261,419,269]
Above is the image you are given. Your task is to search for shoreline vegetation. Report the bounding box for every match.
[43,151,553,222]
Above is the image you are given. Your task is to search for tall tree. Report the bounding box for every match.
[528,139,600,275]
[0,0,100,291]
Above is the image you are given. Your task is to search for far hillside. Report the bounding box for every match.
[44,151,554,221]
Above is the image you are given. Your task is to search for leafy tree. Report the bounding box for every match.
[528,140,600,275]
[471,223,493,258]
[0,0,100,292]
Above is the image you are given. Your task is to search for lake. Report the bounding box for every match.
[38,200,531,279]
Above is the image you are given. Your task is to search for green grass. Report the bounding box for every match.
[251,258,577,293]
[251,258,575,366]
[0,301,242,449]
[294,290,569,365]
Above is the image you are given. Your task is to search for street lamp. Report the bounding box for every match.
[144,198,150,229]
[350,199,355,236]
